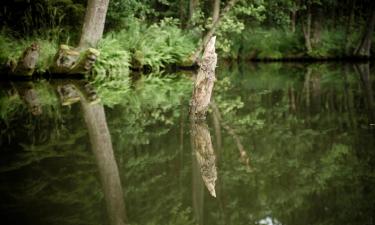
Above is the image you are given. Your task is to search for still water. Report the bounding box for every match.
[0,63,374,225]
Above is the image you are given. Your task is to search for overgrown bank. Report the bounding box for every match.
[1,0,375,79]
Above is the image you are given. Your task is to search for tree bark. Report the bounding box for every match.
[212,0,220,23]
[190,36,217,120]
[354,4,375,57]
[79,0,110,48]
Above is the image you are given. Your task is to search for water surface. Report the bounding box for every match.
[0,63,374,225]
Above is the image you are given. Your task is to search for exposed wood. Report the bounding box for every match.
[9,43,40,77]
[50,45,99,75]
[190,36,217,120]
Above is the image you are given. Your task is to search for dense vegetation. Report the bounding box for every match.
[0,0,374,77]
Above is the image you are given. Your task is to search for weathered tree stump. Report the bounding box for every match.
[9,43,40,77]
[50,45,100,75]
[189,36,217,120]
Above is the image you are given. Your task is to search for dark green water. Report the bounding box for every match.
[0,63,374,225]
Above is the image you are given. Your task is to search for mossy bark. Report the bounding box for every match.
[50,45,100,75]
[9,43,40,77]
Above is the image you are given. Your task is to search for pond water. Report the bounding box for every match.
[0,63,374,225]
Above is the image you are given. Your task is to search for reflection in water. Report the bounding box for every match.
[1,63,375,225]
[190,120,217,198]
[355,63,375,124]
[80,99,127,225]
[13,82,42,115]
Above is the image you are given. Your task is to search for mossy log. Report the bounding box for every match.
[8,43,40,77]
[50,45,100,75]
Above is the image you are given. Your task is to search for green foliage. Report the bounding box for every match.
[92,35,131,106]
[234,28,304,59]
[119,17,196,70]
[108,74,191,146]
[0,31,58,73]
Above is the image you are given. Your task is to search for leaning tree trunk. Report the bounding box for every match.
[190,36,217,120]
[212,0,220,23]
[354,5,375,57]
[79,0,110,49]
[191,0,238,63]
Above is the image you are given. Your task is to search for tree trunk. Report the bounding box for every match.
[189,0,199,24]
[212,0,220,23]
[302,5,313,53]
[191,0,238,63]
[311,6,322,48]
[290,1,297,33]
[79,0,110,48]
[354,5,375,57]
[345,0,356,54]
[190,36,217,120]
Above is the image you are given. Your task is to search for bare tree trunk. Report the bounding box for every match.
[79,0,110,48]
[190,36,217,120]
[302,5,313,53]
[80,99,127,225]
[212,0,220,23]
[354,5,375,57]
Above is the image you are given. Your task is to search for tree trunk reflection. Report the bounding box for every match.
[80,97,127,225]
